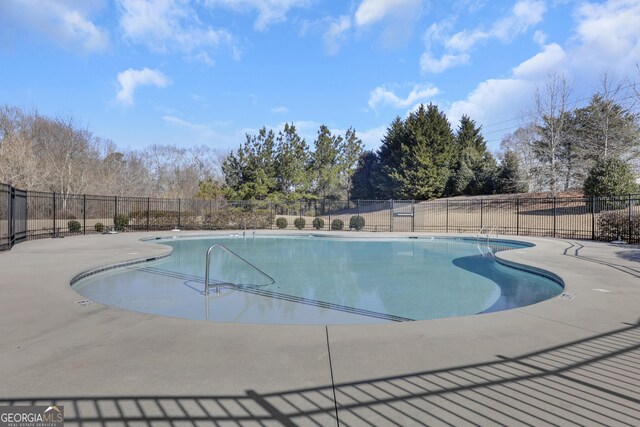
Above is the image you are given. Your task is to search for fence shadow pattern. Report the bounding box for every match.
[2,322,639,426]
[2,183,640,251]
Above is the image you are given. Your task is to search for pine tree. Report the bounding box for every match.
[350,151,379,200]
[388,104,455,200]
[275,123,310,198]
[376,117,406,199]
[447,115,496,196]
[310,125,342,199]
[496,150,528,194]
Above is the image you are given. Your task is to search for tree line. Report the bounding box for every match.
[501,74,640,197]
[0,106,225,199]
[2,72,638,203]
[349,104,523,200]
[220,124,364,200]
[220,105,524,202]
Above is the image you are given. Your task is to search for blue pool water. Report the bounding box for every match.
[72,235,563,324]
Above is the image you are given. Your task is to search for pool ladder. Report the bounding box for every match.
[204,243,275,295]
[477,225,499,243]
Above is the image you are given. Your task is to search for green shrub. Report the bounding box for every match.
[95,222,104,233]
[331,219,344,231]
[276,217,288,229]
[598,210,640,243]
[294,217,305,230]
[312,217,325,230]
[349,215,365,231]
[113,214,129,232]
[584,158,637,197]
[67,220,81,233]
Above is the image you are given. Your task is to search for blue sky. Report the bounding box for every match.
[1,0,639,153]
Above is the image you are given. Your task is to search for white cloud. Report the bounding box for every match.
[533,29,547,45]
[512,43,565,79]
[445,0,546,51]
[570,0,640,76]
[422,0,547,74]
[445,0,640,152]
[323,15,351,55]
[420,52,470,74]
[0,0,108,52]
[357,125,388,150]
[368,84,440,110]
[448,78,533,130]
[116,68,170,106]
[118,0,238,61]
[354,0,423,48]
[271,106,289,114]
[204,0,311,31]
[354,0,422,27]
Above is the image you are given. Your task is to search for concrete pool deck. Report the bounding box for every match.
[0,231,638,426]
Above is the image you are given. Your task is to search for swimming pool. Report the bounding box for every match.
[72,235,563,324]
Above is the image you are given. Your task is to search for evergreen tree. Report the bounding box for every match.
[446,115,495,195]
[221,127,277,200]
[350,151,379,199]
[386,104,455,200]
[338,127,364,199]
[583,157,637,196]
[275,123,310,198]
[310,125,342,199]
[376,117,406,199]
[496,150,528,194]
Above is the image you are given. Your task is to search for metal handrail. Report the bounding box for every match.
[477,226,499,243]
[204,243,275,295]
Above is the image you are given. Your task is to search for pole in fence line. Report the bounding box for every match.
[52,192,56,237]
[516,198,520,236]
[389,199,393,232]
[629,194,633,243]
[591,196,595,241]
[553,197,557,238]
[83,194,86,235]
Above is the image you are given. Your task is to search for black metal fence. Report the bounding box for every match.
[1,182,639,252]
[1,183,27,251]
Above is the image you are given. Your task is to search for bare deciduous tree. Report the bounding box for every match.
[531,72,573,195]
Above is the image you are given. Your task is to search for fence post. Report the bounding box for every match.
[446,199,449,233]
[516,199,520,236]
[9,186,14,247]
[52,192,56,237]
[629,194,633,243]
[480,199,484,229]
[591,196,595,241]
[83,194,86,235]
[114,196,118,226]
[553,197,557,238]
[411,201,415,233]
[178,198,181,228]
[389,199,393,232]
[147,197,150,231]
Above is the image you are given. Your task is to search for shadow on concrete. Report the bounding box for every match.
[2,322,639,426]
[616,249,640,262]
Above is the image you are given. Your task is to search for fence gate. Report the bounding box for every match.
[391,200,414,232]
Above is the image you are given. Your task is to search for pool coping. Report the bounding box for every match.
[1,230,638,424]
